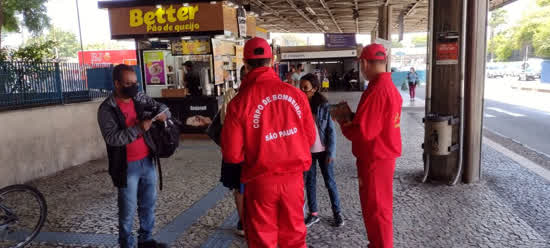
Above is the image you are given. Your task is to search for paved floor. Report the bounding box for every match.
[4,92,549,248]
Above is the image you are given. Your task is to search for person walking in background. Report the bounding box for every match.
[292,63,306,88]
[183,61,202,96]
[97,64,170,248]
[286,65,297,85]
[335,44,402,248]
[299,73,344,228]
[407,67,418,101]
[221,37,316,248]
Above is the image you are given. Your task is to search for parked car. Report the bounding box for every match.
[518,68,540,81]
[486,65,505,78]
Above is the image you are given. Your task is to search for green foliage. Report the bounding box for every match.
[489,9,507,30]
[490,32,515,61]
[532,21,550,57]
[26,27,80,59]
[0,47,8,62]
[1,0,50,33]
[11,40,56,63]
[411,36,427,47]
[489,4,550,59]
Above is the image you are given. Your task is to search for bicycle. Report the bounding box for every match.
[0,184,47,248]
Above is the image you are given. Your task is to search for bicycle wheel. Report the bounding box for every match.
[0,184,47,248]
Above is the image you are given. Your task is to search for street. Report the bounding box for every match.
[414,78,550,157]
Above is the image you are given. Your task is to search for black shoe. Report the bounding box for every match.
[138,240,168,248]
[333,213,345,227]
[235,220,245,236]
[305,214,320,227]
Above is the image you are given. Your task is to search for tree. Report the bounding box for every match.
[490,31,515,61]
[511,3,550,58]
[26,27,80,60]
[11,40,56,63]
[537,0,550,6]
[488,9,508,61]
[411,36,427,47]
[0,0,50,47]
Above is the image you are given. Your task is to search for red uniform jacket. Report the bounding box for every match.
[342,72,403,162]
[221,67,317,183]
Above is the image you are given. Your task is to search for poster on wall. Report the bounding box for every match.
[143,51,166,85]
[435,42,459,65]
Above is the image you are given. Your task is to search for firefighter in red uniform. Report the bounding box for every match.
[337,44,402,248]
[221,37,316,248]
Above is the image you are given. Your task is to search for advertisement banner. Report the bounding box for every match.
[172,40,211,55]
[143,51,166,85]
[325,33,357,49]
[180,96,218,133]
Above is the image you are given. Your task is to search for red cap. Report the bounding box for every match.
[244,37,273,59]
[359,43,387,61]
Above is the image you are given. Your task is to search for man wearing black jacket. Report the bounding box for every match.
[97,64,170,248]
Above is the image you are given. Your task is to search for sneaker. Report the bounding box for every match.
[138,240,168,248]
[235,220,245,236]
[333,213,345,227]
[305,214,320,227]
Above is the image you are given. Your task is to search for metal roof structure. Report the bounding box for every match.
[97,0,517,34]
[250,0,517,34]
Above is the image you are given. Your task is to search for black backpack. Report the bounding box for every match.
[149,118,182,158]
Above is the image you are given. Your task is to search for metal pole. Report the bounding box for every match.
[76,0,85,63]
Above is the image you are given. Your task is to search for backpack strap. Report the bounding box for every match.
[155,156,163,191]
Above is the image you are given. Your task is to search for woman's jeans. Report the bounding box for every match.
[118,157,157,248]
[305,152,342,216]
[409,82,416,99]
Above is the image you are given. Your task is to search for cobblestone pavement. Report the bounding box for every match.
[8,91,550,248]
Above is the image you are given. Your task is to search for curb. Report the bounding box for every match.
[510,85,550,94]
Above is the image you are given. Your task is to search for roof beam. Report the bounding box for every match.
[285,0,325,32]
[319,0,343,33]
[405,0,421,17]
[354,0,359,33]
[252,0,307,32]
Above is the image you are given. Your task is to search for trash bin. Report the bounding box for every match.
[424,113,454,156]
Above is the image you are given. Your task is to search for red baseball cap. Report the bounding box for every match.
[244,37,273,59]
[359,43,387,61]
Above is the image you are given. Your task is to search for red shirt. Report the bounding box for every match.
[341,72,402,162]
[221,67,317,184]
[116,98,150,163]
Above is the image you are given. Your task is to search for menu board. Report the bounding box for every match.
[143,51,166,85]
[172,40,211,55]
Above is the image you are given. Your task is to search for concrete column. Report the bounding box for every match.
[463,0,488,183]
[426,0,463,181]
[378,5,393,71]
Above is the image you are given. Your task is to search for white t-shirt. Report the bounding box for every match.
[310,125,326,153]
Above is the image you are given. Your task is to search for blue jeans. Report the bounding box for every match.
[305,152,341,215]
[118,157,157,248]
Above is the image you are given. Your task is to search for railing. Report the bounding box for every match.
[0,62,116,111]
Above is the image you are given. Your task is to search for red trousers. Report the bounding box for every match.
[357,159,396,248]
[244,173,306,248]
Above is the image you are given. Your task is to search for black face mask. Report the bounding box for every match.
[121,84,138,98]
